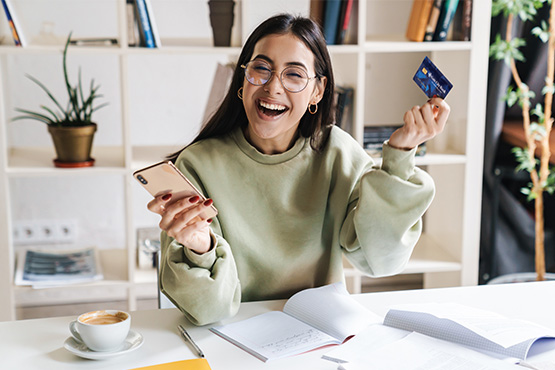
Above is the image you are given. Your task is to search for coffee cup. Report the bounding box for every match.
[69,310,131,352]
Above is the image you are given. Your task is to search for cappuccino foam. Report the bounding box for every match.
[81,311,127,325]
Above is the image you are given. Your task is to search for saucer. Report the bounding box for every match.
[63,330,144,360]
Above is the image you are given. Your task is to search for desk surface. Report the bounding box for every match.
[2,282,555,369]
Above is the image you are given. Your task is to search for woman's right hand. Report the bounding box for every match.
[147,194,214,254]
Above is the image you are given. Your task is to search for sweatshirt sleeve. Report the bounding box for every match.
[339,141,435,277]
[159,228,241,326]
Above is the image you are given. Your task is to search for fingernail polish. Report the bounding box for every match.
[204,199,213,207]
[162,194,172,201]
[189,195,200,203]
[207,219,213,224]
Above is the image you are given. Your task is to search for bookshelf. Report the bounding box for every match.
[0,0,491,321]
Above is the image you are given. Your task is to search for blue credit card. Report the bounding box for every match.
[413,56,453,99]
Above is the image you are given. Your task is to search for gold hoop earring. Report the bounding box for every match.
[308,103,318,115]
[237,87,243,100]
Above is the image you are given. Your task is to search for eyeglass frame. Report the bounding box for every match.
[240,60,320,93]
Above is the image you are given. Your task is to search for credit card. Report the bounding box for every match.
[413,56,453,99]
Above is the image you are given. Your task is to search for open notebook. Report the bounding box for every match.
[323,302,555,368]
[210,282,381,362]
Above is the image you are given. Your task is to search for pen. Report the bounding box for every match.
[178,324,205,358]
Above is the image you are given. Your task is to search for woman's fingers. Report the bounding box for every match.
[159,197,214,231]
[147,193,172,215]
[169,217,211,244]
[391,99,451,149]
[432,98,451,128]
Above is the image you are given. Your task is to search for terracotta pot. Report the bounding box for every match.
[48,123,97,167]
[208,0,235,47]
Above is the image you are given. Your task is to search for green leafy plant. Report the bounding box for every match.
[13,32,107,126]
[490,0,555,281]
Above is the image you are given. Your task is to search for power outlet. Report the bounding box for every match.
[56,220,77,243]
[13,219,77,245]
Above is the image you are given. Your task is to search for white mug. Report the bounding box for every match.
[69,310,130,352]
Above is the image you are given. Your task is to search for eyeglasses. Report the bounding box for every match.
[241,60,318,93]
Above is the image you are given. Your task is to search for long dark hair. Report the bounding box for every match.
[167,14,335,163]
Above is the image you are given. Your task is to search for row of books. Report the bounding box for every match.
[406,0,472,42]
[310,0,355,45]
[364,125,427,157]
[0,0,160,48]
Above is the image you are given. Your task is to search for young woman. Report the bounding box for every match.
[148,14,450,325]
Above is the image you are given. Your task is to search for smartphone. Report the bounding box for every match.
[133,161,218,220]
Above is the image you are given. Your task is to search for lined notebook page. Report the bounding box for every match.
[283,282,382,341]
[211,311,339,362]
[384,303,555,360]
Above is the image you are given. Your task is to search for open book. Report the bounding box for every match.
[324,302,555,368]
[210,282,381,362]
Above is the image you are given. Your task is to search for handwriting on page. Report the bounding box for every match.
[261,328,331,354]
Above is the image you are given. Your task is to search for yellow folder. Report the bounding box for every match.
[130,358,211,370]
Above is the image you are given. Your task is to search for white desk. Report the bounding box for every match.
[2,282,555,369]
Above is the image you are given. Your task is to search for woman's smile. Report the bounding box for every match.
[256,98,290,119]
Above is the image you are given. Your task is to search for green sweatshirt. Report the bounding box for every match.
[159,126,435,326]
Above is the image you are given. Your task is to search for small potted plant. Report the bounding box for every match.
[13,32,107,168]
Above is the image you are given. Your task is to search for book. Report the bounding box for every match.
[1,0,26,46]
[134,0,155,48]
[433,0,460,41]
[310,0,326,29]
[126,0,139,46]
[143,0,161,47]
[69,38,118,46]
[324,302,555,367]
[423,0,444,41]
[130,359,211,370]
[202,62,234,124]
[405,0,434,42]
[14,247,103,287]
[323,0,342,45]
[452,0,472,41]
[335,0,354,45]
[210,282,381,362]
[334,85,354,133]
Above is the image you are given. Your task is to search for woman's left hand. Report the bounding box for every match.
[388,97,450,150]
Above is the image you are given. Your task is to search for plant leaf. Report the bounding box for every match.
[531,103,545,123]
[512,146,538,172]
[12,108,55,124]
[24,74,67,116]
[532,20,550,42]
[491,0,547,20]
[39,105,63,123]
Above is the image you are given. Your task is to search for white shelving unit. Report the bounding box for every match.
[0,0,491,321]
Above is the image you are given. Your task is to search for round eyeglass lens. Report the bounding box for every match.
[246,61,271,85]
[245,61,310,92]
[282,67,309,92]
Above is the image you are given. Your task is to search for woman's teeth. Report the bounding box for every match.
[258,100,287,117]
[259,101,285,110]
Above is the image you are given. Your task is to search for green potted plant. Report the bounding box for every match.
[489,0,555,281]
[13,32,107,168]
